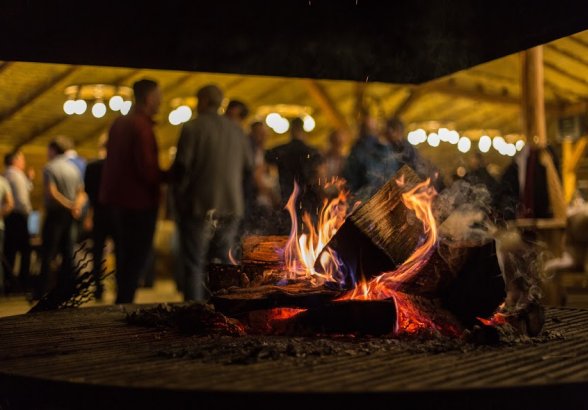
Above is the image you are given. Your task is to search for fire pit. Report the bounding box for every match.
[0,305,586,410]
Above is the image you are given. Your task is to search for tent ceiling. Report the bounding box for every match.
[0,30,587,153]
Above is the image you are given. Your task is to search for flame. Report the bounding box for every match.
[283,179,349,284]
[228,247,238,265]
[477,303,508,327]
[340,178,443,335]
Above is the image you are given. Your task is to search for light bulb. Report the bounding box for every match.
[91,102,107,118]
[273,117,290,134]
[120,101,132,115]
[74,99,87,115]
[109,95,124,111]
[63,100,76,115]
[457,136,471,153]
[303,115,315,132]
[478,135,491,153]
[427,132,440,147]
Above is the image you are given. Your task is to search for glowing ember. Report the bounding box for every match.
[283,179,349,284]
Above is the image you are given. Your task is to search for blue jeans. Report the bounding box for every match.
[177,213,240,302]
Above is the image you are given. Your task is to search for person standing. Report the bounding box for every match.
[3,150,33,292]
[0,174,14,295]
[170,84,252,302]
[99,79,163,304]
[343,114,397,200]
[38,137,86,299]
[84,141,112,300]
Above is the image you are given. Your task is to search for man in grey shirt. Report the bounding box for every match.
[170,84,252,301]
[37,137,86,299]
[4,150,33,291]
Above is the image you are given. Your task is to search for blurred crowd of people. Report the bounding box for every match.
[0,78,566,305]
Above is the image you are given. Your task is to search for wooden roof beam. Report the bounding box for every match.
[546,44,588,69]
[0,66,79,126]
[303,79,350,133]
[544,61,588,88]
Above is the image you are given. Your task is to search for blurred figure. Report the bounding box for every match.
[170,84,252,301]
[383,117,444,191]
[225,99,249,129]
[266,117,324,231]
[84,140,113,300]
[60,136,87,244]
[0,174,14,295]
[62,136,87,177]
[343,114,398,200]
[244,121,279,234]
[100,78,164,304]
[3,150,33,292]
[463,152,499,200]
[38,137,86,299]
[323,129,347,180]
[498,144,560,220]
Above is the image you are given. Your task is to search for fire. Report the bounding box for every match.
[283,179,349,284]
[280,177,455,336]
[339,178,443,335]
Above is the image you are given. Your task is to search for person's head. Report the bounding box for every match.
[133,78,161,117]
[4,149,25,170]
[249,121,268,147]
[290,117,305,140]
[468,151,485,170]
[359,114,379,138]
[47,136,70,160]
[384,117,405,144]
[328,130,345,153]
[225,100,249,123]
[196,84,223,114]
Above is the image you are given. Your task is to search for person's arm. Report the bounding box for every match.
[13,172,33,214]
[133,121,161,188]
[71,186,88,220]
[168,123,194,186]
[1,185,14,218]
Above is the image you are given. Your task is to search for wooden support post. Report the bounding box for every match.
[521,46,566,218]
[520,46,546,147]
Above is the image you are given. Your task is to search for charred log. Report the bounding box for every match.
[210,282,343,316]
[279,299,397,336]
[315,165,424,285]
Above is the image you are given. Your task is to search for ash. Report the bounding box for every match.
[127,304,565,365]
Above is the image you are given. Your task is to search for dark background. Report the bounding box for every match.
[1,0,588,83]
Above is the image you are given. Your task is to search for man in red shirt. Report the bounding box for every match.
[99,79,163,303]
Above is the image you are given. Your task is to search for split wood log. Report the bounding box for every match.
[210,282,343,316]
[315,165,424,285]
[208,263,289,292]
[242,235,288,266]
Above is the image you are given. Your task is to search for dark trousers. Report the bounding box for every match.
[38,208,74,298]
[177,213,240,302]
[3,212,31,288]
[112,207,157,304]
[91,206,114,295]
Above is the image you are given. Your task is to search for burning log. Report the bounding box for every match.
[242,235,288,266]
[210,282,343,316]
[279,299,397,336]
[208,263,286,292]
[315,165,424,285]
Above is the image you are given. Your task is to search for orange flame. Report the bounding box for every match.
[283,179,349,284]
[340,178,442,335]
[228,247,238,265]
